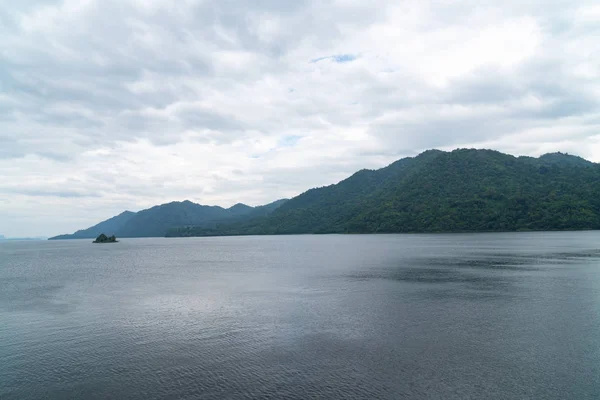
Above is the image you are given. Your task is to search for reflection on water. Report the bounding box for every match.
[349,243,600,302]
[1,232,600,399]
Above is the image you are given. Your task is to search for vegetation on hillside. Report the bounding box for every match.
[52,149,600,239]
[169,149,600,236]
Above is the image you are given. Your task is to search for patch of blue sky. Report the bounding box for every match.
[332,54,356,63]
[310,54,358,64]
[278,135,302,148]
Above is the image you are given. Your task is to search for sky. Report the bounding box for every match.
[1,0,599,237]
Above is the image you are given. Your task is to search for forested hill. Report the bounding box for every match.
[168,149,600,236]
[49,199,287,239]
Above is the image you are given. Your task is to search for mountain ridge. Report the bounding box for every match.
[168,149,600,236]
[49,200,288,240]
[51,149,600,239]
[50,211,137,240]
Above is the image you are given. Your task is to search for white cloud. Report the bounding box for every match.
[0,0,599,237]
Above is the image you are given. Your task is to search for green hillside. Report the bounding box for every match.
[171,149,600,236]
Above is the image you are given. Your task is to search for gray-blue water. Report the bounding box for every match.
[1,233,600,399]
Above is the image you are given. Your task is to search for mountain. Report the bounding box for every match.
[49,200,287,240]
[51,149,600,239]
[169,149,600,236]
[50,211,136,240]
[115,201,230,238]
[165,199,290,237]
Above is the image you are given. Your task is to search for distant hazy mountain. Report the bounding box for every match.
[50,211,137,240]
[168,149,600,236]
[49,200,288,240]
[0,236,47,241]
[116,200,256,238]
[165,199,289,237]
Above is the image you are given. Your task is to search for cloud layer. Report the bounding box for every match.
[1,0,599,236]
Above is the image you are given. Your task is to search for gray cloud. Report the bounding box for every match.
[0,189,101,198]
[1,0,599,236]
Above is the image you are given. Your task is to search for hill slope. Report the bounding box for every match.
[171,149,600,236]
[116,199,288,238]
[50,211,136,240]
[49,200,287,240]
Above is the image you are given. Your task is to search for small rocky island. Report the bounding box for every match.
[93,233,118,243]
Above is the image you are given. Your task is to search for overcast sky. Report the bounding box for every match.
[1,0,599,237]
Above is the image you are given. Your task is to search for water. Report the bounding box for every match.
[1,233,600,399]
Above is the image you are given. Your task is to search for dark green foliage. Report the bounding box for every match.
[536,152,593,167]
[93,233,118,243]
[172,149,600,236]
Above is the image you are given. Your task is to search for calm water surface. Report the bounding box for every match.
[1,233,600,399]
